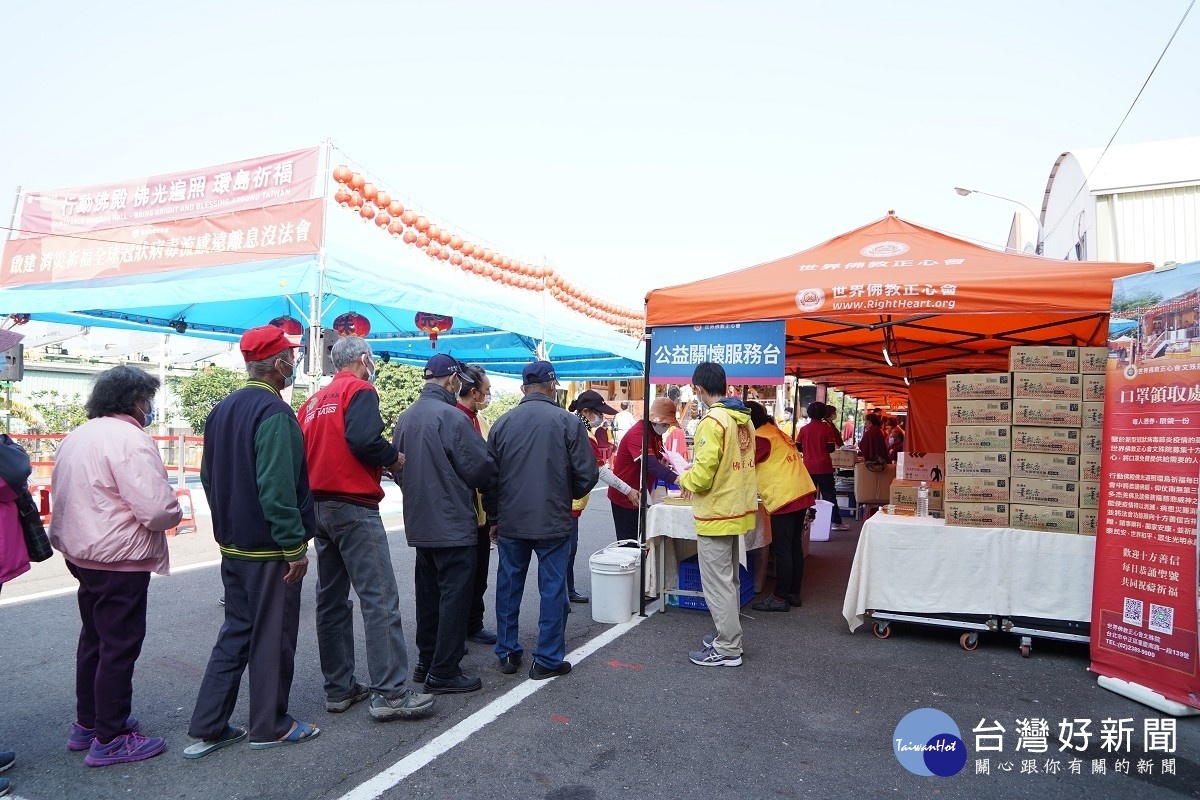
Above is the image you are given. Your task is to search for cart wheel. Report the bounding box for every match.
[873,623,891,639]
[960,632,979,651]
[1020,644,1031,658]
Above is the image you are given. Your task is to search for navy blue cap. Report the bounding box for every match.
[522,360,557,385]
[424,353,474,384]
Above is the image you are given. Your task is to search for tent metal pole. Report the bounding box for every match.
[790,371,801,440]
[309,140,333,376]
[638,329,651,617]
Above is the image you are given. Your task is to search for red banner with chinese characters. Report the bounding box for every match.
[1091,263,1200,710]
[1,198,324,286]
[16,148,321,236]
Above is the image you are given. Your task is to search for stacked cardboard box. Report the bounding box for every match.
[1007,346,1105,534]
[944,373,1012,526]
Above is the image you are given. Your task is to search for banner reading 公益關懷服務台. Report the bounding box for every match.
[1091,262,1200,712]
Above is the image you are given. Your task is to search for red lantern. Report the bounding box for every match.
[375,211,391,227]
[400,209,417,226]
[360,203,377,222]
[414,312,453,348]
[8,314,30,326]
[388,219,405,237]
[350,192,364,209]
[462,243,475,257]
[450,252,463,266]
[332,312,371,337]
[449,235,463,250]
[437,247,450,261]
[428,224,442,240]
[416,234,430,248]
[389,200,406,217]
[402,229,418,244]
[269,315,304,337]
[437,229,451,245]
[415,216,430,232]
[361,182,378,202]
[333,165,353,184]
[350,173,365,190]
[375,190,391,208]
[335,187,352,206]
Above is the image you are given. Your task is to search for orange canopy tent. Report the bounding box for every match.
[645,213,1153,449]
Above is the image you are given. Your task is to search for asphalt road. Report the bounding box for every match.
[1,492,1197,800]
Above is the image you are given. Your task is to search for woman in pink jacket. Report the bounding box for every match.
[50,366,182,768]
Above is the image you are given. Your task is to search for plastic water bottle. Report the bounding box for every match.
[916,481,930,518]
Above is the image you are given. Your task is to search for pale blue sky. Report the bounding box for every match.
[1,1,1196,309]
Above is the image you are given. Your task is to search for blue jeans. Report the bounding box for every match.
[494,535,570,669]
[314,500,411,699]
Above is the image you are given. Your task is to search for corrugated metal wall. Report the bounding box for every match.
[1096,186,1200,266]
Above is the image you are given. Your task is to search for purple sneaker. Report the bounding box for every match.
[68,717,140,751]
[84,731,165,767]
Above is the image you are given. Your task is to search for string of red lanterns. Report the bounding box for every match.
[330,164,645,332]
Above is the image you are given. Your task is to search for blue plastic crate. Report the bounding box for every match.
[669,552,756,611]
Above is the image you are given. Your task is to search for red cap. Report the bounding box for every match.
[240,325,298,362]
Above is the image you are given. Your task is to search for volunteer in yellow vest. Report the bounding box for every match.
[567,390,640,604]
[677,362,757,668]
[746,401,817,612]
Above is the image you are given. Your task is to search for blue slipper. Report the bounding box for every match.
[183,725,247,759]
[249,721,320,750]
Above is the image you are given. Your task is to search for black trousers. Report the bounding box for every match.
[769,509,806,598]
[466,525,491,635]
[414,545,476,681]
[67,562,150,744]
[610,502,640,543]
[810,472,843,523]
[189,558,302,744]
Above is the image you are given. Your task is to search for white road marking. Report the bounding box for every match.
[336,612,650,800]
[0,559,222,607]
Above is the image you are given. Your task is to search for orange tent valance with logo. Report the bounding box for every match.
[645,213,1153,407]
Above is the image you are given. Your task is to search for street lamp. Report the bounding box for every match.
[954,187,1044,255]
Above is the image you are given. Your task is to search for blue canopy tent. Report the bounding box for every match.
[0,200,643,379]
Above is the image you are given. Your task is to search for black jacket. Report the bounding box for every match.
[392,382,494,548]
[483,392,598,540]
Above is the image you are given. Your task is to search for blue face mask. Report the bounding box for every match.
[139,400,155,428]
[279,358,296,388]
[362,354,376,384]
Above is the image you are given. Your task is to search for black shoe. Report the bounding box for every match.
[412,663,429,684]
[467,628,498,645]
[529,661,572,680]
[752,596,790,613]
[498,654,522,675]
[424,673,482,694]
[787,594,802,608]
[568,592,590,604]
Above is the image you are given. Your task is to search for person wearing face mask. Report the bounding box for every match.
[649,397,689,464]
[607,404,678,544]
[392,354,495,694]
[49,365,182,766]
[188,325,318,755]
[297,336,432,721]
[455,365,499,645]
[566,390,640,604]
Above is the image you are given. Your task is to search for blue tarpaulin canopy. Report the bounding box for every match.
[0,207,643,379]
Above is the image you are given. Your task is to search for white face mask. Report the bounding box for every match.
[361,354,376,383]
[479,391,492,409]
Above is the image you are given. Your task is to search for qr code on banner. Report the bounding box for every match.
[1149,604,1174,635]
[1123,598,1143,626]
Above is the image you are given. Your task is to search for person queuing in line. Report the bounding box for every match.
[607,403,678,543]
[676,362,757,667]
[0,405,30,795]
[566,390,640,604]
[745,402,817,612]
[858,413,889,468]
[188,326,318,756]
[392,354,494,695]
[297,336,434,721]
[484,360,598,680]
[824,404,844,448]
[49,366,182,767]
[798,402,849,532]
[886,416,906,463]
[650,396,689,464]
[454,365,499,646]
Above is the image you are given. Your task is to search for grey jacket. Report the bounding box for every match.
[392,382,494,547]
[483,392,599,540]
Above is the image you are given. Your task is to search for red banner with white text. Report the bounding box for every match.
[1,199,324,287]
[1091,263,1200,710]
[16,148,321,236]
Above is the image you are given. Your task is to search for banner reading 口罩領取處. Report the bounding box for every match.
[1091,262,1200,712]
[1,198,324,287]
[15,148,321,236]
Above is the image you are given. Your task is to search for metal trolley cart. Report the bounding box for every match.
[868,610,1000,652]
[1001,616,1090,658]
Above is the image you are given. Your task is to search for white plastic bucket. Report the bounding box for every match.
[589,541,640,624]
[809,499,833,541]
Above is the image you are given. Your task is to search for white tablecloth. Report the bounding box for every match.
[644,502,772,598]
[841,512,1096,632]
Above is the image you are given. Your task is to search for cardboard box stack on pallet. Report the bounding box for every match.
[940,346,1106,534]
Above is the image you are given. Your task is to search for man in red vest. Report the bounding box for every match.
[298,336,435,721]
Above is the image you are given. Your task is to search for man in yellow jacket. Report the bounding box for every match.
[678,362,757,667]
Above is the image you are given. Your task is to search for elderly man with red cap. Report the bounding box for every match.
[186,325,319,757]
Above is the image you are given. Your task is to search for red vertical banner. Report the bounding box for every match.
[1091,263,1200,710]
